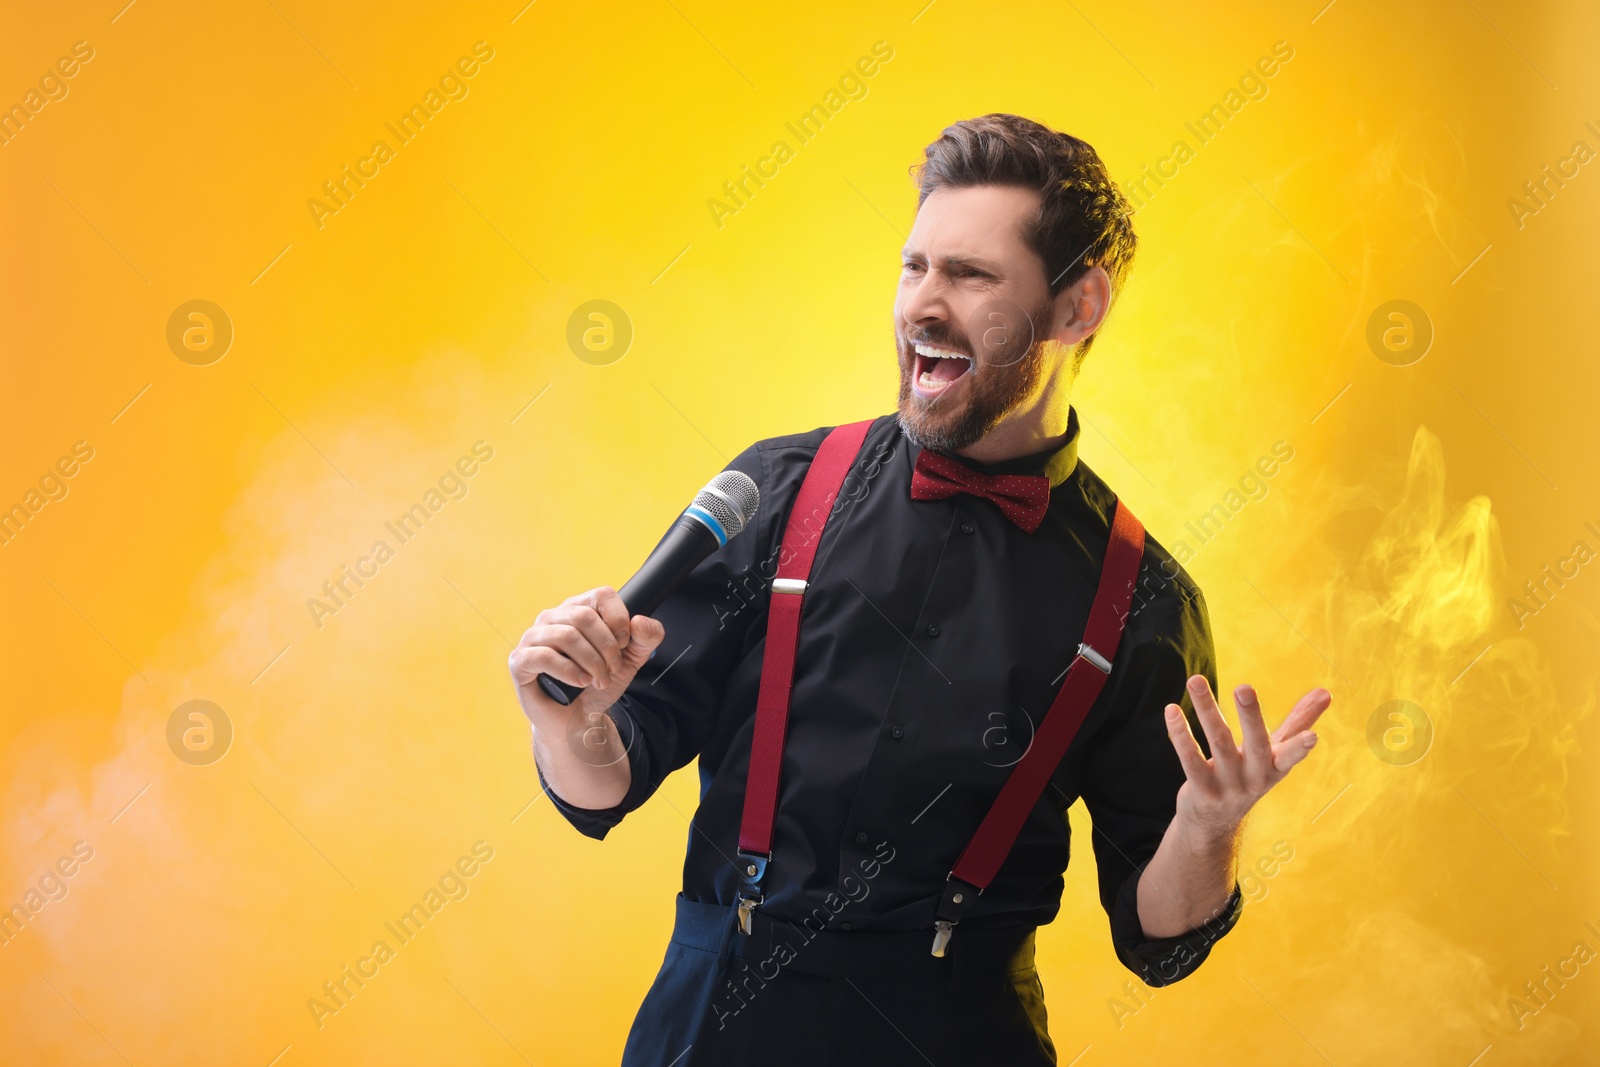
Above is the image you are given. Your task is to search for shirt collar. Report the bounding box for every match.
[928,405,1081,489]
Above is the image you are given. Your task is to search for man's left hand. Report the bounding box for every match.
[1164,675,1333,836]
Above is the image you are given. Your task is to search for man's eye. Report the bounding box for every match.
[902,262,924,273]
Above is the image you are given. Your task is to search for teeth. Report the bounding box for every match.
[914,342,972,365]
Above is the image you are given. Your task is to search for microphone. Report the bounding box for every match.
[536,470,761,706]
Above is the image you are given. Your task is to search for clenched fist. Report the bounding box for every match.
[508,586,665,809]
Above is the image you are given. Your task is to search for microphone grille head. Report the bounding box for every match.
[694,471,760,540]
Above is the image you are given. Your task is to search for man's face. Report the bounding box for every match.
[894,184,1060,452]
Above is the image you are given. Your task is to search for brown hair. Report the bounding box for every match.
[911,114,1136,361]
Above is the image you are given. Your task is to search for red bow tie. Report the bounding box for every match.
[910,450,1052,533]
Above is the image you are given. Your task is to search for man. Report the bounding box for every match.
[510,114,1332,1065]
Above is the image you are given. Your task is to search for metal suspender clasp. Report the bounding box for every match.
[736,851,769,936]
[1076,641,1113,674]
[736,896,761,936]
[932,875,981,957]
[771,578,808,595]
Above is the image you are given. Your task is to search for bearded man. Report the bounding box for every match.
[509,113,1332,1066]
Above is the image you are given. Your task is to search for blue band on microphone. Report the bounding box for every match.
[684,505,729,547]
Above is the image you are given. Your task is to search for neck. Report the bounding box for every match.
[954,364,1074,464]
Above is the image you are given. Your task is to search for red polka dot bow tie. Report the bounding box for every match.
[910,450,1052,533]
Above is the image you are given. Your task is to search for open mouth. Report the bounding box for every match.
[910,342,974,399]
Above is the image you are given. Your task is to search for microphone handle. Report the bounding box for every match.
[535,515,723,706]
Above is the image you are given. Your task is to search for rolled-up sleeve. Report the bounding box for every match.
[1080,578,1244,986]
[541,442,772,840]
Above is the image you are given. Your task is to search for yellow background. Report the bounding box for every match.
[3,0,1597,1063]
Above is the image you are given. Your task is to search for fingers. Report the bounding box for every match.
[529,619,613,687]
[1270,687,1334,743]
[1163,702,1212,782]
[508,642,593,691]
[620,614,666,671]
[583,586,633,650]
[1272,730,1320,775]
[1233,684,1274,770]
[524,595,626,690]
[1186,675,1240,772]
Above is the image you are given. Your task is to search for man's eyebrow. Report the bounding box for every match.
[899,248,1003,272]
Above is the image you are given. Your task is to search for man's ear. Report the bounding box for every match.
[1049,265,1111,347]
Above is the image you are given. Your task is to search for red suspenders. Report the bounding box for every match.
[734,421,1146,956]
[735,419,874,935]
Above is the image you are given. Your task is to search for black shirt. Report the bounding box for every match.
[544,406,1244,985]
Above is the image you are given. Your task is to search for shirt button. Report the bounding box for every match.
[890,725,904,739]
[960,521,975,535]
[854,831,868,845]
[840,921,853,931]
[926,623,940,637]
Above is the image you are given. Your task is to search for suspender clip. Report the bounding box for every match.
[1076,641,1113,674]
[931,874,982,957]
[736,850,770,936]
[737,895,761,936]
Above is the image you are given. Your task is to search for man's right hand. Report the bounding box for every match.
[507,586,665,809]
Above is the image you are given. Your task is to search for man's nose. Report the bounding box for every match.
[900,273,952,330]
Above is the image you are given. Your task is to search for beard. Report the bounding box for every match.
[895,296,1056,453]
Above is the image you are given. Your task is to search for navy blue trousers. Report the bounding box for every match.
[621,896,1057,1066]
